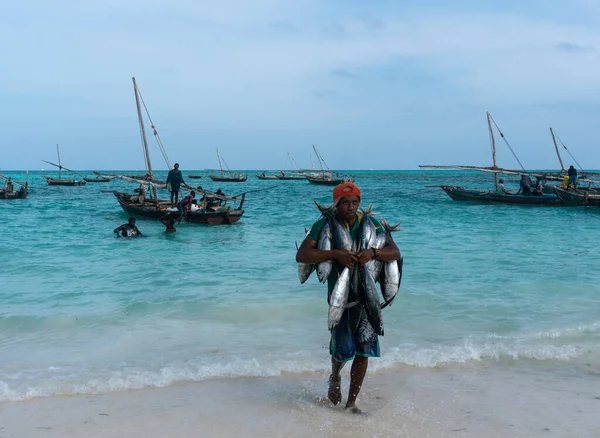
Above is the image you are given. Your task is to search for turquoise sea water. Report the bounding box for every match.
[1,170,599,401]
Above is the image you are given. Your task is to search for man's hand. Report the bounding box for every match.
[356,249,375,266]
[334,250,358,269]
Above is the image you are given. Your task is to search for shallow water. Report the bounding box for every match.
[1,170,599,401]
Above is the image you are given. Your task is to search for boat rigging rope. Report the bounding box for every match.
[138,90,172,170]
[489,115,526,171]
[554,132,584,172]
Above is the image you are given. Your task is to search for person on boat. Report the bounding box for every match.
[496,178,506,195]
[519,174,533,195]
[166,163,187,207]
[262,171,266,177]
[281,171,286,177]
[176,190,196,222]
[533,177,544,196]
[567,165,578,189]
[562,175,570,189]
[114,217,142,237]
[295,182,400,415]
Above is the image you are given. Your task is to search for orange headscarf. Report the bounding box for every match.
[333,182,361,204]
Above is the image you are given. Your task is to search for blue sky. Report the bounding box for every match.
[1,0,599,170]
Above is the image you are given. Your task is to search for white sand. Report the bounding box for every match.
[2,362,599,437]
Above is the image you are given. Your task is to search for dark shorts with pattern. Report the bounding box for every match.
[330,307,380,363]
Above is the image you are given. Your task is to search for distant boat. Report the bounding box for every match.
[84,176,111,183]
[420,112,564,206]
[276,153,307,180]
[208,149,247,182]
[256,172,279,180]
[43,144,86,186]
[306,145,354,185]
[188,175,203,179]
[0,172,28,199]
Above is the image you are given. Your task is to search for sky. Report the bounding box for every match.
[1,0,599,171]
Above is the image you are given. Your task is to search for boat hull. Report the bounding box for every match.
[0,189,28,199]
[553,187,600,207]
[185,207,244,224]
[84,177,110,183]
[114,192,172,219]
[442,186,563,205]
[276,175,306,180]
[209,175,247,182]
[45,177,86,186]
[256,175,279,180]
[306,176,343,185]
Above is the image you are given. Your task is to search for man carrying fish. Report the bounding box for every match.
[296,182,401,414]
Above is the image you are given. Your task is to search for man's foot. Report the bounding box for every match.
[344,403,363,415]
[328,375,342,406]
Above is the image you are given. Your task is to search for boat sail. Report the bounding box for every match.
[208,149,247,182]
[102,78,245,224]
[420,112,563,205]
[43,144,86,186]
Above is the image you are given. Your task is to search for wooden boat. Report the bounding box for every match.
[0,173,28,199]
[84,176,111,183]
[256,173,279,180]
[43,144,87,186]
[275,153,306,180]
[188,175,203,179]
[553,187,600,207]
[105,78,246,225]
[307,146,354,185]
[421,112,567,206]
[442,186,562,205]
[208,149,247,182]
[185,192,245,224]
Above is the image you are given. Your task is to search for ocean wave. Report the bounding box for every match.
[2,331,597,402]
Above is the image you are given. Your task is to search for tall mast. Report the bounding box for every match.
[487,112,499,190]
[312,145,324,172]
[56,144,62,180]
[550,127,565,172]
[287,152,296,172]
[216,148,224,175]
[132,77,157,200]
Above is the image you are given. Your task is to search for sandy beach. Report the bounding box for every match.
[2,361,598,438]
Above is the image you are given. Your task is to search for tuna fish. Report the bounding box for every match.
[316,222,333,283]
[360,266,384,335]
[380,256,403,309]
[328,267,352,330]
[298,263,316,284]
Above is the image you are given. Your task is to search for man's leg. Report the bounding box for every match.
[328,357,345,405]
[345,356,368,413]
[170,191,175,206]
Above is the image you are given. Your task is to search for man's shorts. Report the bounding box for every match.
[329,308,380,362]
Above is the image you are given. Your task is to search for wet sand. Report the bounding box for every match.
[2,362,599,438]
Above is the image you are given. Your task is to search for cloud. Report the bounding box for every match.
[330,68,359,79]
[555,42,596,53]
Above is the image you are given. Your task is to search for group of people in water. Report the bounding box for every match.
[495,165,578,196]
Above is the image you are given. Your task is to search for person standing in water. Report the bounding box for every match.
[166,163,187,207]
[114,217,142,237]
[296,182,400,414]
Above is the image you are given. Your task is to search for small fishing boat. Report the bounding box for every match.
[0,173,28,199]
[188,175,203,179]
[421,112,565,206]
[208,149,247,182]
[275,153,307,180]
[43,144,86,186]
[553,187,600,207]
[306,145,354,185]
[84,176,111,183]
[441,186,563,205]
[256,172,279,180]
[104,78,247,225]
